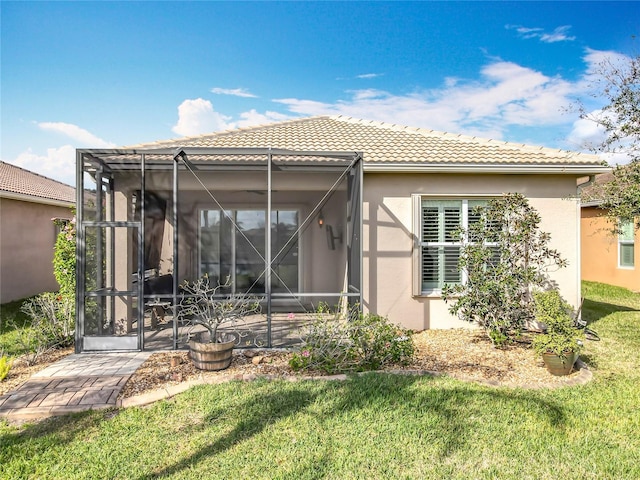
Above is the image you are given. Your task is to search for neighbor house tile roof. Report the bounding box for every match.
[126,115,603,167]
[0,161,75,204]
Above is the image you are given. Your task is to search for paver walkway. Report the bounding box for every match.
[0,352,151,421]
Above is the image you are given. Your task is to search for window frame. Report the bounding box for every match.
[413,195,497,296]
[618,219,635,269]
[198,206,302,294]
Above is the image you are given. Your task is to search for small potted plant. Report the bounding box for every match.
[531,290,584,376]
[177,276,262,371]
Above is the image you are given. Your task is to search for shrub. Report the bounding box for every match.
[290,310,414,374]
[531,290,584,358]
[53,215,76,301]
[17,293,75,364]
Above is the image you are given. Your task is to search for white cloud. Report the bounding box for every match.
[37,122,115,148]
[583,48,630,67]
[540,26,576,43]
[566,114,607,150]
[236,109,292,127]
[507,25,543,39]
[172,98,232,136]
[13,145,77,186]
[9,123,115,186]
[356,73,383,79]
[274,60,576,139]
[211,87,257,98]
[567,109,637,165]
[507,24,575,43]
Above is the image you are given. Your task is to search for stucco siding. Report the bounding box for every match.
[0,198,73,303]
[581,207,639,291]
[362,173,581,330]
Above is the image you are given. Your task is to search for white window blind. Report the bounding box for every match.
[619,220,635,268]
[419,198,491,292]
[421,200,462,290]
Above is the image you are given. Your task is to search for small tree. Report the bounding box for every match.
[177,276,263,344]
[442,193,567,346]
[575,53,640,231]
[583,162,640,232]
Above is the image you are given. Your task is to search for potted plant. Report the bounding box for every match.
[531,290,584,376]
[177,276,262,371]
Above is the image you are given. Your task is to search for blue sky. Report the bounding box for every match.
[1,1,638,186]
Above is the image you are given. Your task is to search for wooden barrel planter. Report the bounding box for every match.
[541,351,578,376]
[189,332,235,371]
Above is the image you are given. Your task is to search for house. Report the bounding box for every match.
[581,170,639,291]
[74,115,607,352]
[0,161,75,303]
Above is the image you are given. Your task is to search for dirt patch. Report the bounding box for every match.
[119,329,588,398]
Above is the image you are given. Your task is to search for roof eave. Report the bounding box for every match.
[581,200,604,208]
[0,190,75,207]
[363,163,611,175]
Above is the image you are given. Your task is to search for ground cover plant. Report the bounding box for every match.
[1,281,639,479]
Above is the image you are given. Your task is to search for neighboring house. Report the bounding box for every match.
[74,115,606,352]
[0,161,75,303]
[581,171,639,291]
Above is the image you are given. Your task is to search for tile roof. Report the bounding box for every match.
[0,161,75,204]
[126,115,602,167]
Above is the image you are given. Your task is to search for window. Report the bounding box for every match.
[619,220,635,268]
[416,198,488,293]
[199,209,299,294]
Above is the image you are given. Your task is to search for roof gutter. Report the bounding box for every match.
[363,163,611,175]
[577,174,596,190]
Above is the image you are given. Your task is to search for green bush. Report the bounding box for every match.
[17,293,75,364]
[290,311,414,374]
[531,290,584,358]
[53,215,76,300]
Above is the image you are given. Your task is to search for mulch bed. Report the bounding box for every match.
[118,329,588,398]
[1,330,589,401]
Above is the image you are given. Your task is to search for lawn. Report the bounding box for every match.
[0,298,34,357]
[1,282,639,479]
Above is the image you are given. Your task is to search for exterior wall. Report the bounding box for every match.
[174,189,346,295]
[0,197,73,303]
[362,173,581,331]
[581,206,639,291]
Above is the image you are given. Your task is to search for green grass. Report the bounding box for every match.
[1,282,639,479]
[0,298,34,357]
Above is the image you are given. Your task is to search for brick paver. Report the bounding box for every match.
[0,352,151,421]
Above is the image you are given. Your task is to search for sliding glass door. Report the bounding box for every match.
[199,209,298,294]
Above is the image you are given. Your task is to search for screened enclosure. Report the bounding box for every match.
[75,148,362,352]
